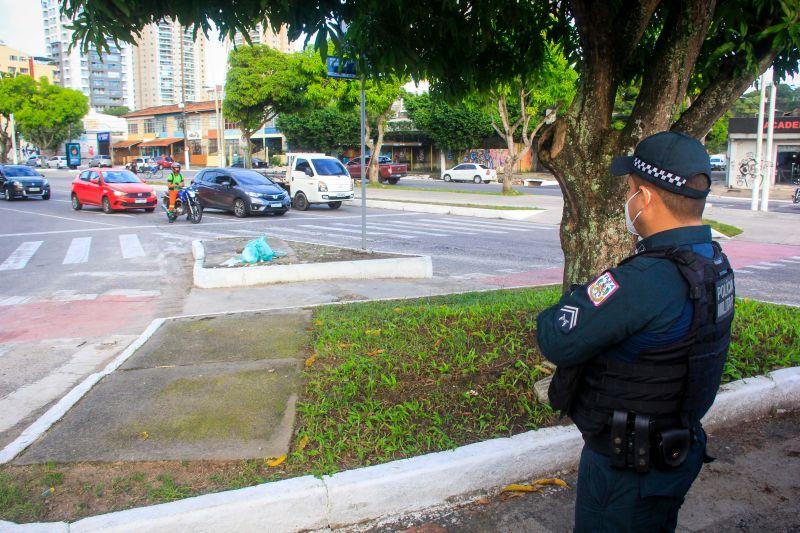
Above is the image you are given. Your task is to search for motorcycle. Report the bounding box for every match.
[793,177,800,205]
[162,186,203,224]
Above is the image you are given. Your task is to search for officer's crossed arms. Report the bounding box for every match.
[535,132,735,533]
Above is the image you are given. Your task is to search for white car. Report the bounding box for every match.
[710,155,726,171]
[286,153,354,210]
[442,163,498,184]
[47,156,69,169]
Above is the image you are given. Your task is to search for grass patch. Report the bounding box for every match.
[703,219,743,237]
[366,181,525,196]
[2,288,798,523]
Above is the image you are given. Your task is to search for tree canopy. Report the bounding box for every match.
[403,91,493,153]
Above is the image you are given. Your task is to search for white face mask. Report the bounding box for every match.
[624,190,642,236]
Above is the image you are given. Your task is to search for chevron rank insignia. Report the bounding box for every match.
[556,305,579,333]
[587,272,620,307]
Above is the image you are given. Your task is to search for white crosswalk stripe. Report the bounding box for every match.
[413,219,507,234]
[0,295,31,306]
[0,241,42,271]
[389,220,483,235]
[354,222,450,237]
[63,237,92,264]
[418,218,553,231]
[299,224,414,239]
[119,234,145,259]
[329,223,418,239]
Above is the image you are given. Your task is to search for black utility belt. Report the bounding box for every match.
[585,410,692,473]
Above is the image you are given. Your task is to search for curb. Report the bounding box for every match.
[0,319,166,465]
[191,239,433,289]
[349,198,545,221]
[3,366,797,532]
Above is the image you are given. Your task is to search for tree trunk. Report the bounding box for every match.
[242,131,253,169]
[502,134,517,194]
[365,113,387,182]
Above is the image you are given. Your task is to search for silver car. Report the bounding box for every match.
[88,155,113,168]
[47,156,69,169]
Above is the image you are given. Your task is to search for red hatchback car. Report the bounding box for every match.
[71,168,157,213]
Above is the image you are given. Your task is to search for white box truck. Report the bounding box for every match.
[279,153,354,211]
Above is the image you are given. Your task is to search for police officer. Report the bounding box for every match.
[536,131,735,532]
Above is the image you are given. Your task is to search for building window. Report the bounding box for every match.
[128,123,139,135]
[208,139,218,155]
[189,140,202,155]
[224,120,237,130]
[144,119,155,134]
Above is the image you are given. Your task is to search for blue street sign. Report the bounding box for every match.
[326,57,357,79]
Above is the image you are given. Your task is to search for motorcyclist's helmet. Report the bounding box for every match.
[171,163,181,171]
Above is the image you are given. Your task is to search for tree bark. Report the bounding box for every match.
[0,120,10,164]
[365,112,388,182]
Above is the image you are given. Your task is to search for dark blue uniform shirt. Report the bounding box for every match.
[537,225,714,366]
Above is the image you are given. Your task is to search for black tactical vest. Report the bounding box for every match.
[549,242,735,435]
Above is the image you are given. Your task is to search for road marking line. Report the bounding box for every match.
[735,269,752,274]
[777,259,800,264]
[154,231,197,242]
[63,237,92,264]
[415,219,507,234]
[0,241,43,270]
[328,223,418,239]
[102,289,161,298]
[759,262,786,267]
[389,220,482,235]
[299,224,392,236]
[119,234,145,259]
[0,207,123,227]
[352,222,450,237]
[0,296,31,306]
[747,265,772,270]
[420,218,543,231]
[792,256,800,261]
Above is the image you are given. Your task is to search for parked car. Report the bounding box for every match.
[25,155,48,168]
[88,155,113,168]
[71,168,156,213]
[47,156,69,169]
[442,163,498,184]
[231,156,269,169]
[193,168,290,217]
[154,155,175,169]
[127,157,156,173]
[345,155,407,184]
[710,155,726,171]
[0,165,50,200]
[281,153,354,210]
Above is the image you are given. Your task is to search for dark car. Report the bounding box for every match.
[0,165,51,200]
[231,157,269,169]
[193,168,290,217]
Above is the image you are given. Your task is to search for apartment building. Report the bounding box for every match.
[40,0,134,110]
[132,19,207,109]
[0,42,59,82]
[225,22,293,54]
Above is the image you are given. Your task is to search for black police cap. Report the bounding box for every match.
[610,131,712,199]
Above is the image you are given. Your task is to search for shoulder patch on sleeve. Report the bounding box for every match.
[586,272,620,307]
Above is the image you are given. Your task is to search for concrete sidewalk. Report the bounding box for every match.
[357,409,800,533]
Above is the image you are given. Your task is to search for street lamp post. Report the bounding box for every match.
[179,25,191,171]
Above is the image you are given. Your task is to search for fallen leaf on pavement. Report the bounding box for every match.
[305,354,317,368]
[140,431,149,441]
[531,478,569,488]
[266,455,286,467]
[367,349,385,357]
[475,497,491,505]
[501,484,542,493]
[534,365,553,376]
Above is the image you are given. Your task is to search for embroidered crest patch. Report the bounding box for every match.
[587,272,620,307]
[555,305,580,333]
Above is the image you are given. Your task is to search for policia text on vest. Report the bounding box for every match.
[535,132,735,533]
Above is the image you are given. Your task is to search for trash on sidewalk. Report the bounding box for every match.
[220,235,287,266]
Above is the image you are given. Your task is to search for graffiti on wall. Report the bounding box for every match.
[461,148,533,173]
[735,152,760,188]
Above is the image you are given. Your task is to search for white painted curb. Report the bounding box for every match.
[0,319,166,465]
[348,198,545,221]
[192,239,433,289]
[4,366,797,532]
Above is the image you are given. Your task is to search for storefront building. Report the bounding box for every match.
[727,117,800,188]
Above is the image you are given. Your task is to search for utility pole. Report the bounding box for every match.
[751,74,767,210]
[218,85,226,167]
[179,24,190,170]
[360,75,367,251]
[761,72,777,212]
[10,113,18,164]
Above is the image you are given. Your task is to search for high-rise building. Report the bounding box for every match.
[226,22,293,54]
[132,19,207,110]
[40,0,134,110]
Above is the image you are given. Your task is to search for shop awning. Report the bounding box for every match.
[140,137,183,148]
[112,140,142,149]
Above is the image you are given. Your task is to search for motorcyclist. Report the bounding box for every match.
[167,162,185,222]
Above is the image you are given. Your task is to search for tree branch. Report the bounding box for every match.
[612,0,661,65]
[625,0,716,141]
[672,49,778,138]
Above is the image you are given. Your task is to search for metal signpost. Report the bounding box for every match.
[326,56,367,250]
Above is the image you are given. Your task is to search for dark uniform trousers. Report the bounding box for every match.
[574,429,707,533]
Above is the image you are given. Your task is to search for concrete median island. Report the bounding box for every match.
[193,236,433,289]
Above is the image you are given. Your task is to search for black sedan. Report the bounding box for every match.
[193,168,290,217]
[231,157,269,169]
[0,165,51,200]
